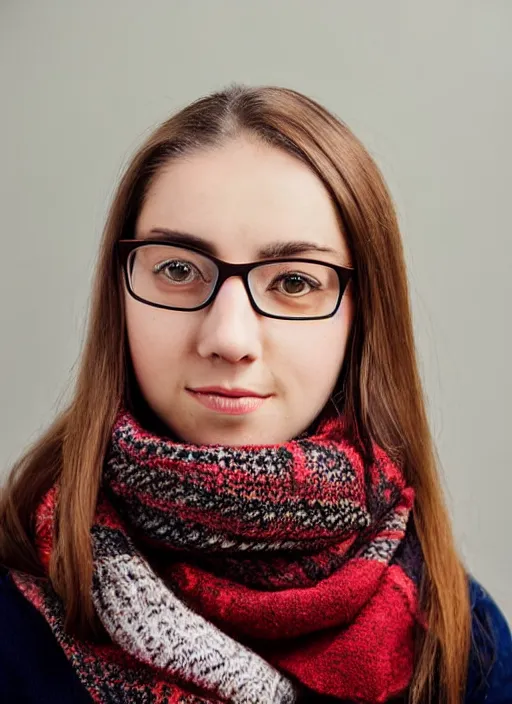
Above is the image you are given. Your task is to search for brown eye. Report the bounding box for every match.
[271,273,320,296]
[154,260,200,284]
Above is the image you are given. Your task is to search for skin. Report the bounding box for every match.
[125,135,354,446]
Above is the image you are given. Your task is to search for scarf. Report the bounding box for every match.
[13,409,427,704]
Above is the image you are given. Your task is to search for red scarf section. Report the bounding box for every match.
[13,411,427,703]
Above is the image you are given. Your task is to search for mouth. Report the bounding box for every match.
[186,387,271,415]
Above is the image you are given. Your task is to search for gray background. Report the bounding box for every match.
[1,1,510,621]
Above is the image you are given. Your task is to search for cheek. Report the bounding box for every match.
[125,300,190,378]
[271,305,352,390]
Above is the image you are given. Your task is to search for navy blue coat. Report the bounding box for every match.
[0,567,511,703]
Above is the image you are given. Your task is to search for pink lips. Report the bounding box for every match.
[187,386,270,415]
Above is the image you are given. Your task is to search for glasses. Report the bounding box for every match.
[117,240,353,321]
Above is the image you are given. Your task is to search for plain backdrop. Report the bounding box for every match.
[1,1,511,621]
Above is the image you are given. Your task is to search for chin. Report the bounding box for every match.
[174,420,289,447]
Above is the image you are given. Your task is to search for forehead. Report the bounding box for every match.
[136,137,350,263]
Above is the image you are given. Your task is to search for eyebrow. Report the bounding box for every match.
[144,228,345,261]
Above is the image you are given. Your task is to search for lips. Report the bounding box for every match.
[186,386,271,415]
[188,386,268,398]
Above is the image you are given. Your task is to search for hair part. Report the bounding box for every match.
[0,83,471,703]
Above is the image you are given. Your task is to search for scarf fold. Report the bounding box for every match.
[13,410,427,704]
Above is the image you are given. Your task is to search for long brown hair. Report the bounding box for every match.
[0,85,471,703]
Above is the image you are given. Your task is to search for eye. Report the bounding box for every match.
[153,259,202,284]
[270,273,321,296]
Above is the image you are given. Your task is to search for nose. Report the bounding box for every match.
[196,277,262,363]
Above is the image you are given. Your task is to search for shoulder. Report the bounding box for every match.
[0,564,36,649]
[0,566,92,703]
[466,575,512,703]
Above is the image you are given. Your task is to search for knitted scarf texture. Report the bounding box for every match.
[13,410,426,704]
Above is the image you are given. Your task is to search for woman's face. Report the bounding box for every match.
[126,136,354,445]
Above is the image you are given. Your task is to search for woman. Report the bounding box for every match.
[0,85,510,704]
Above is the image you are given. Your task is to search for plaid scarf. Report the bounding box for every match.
[13,410,426,703]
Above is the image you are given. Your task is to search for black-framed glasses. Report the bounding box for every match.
[117,240,353,321]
